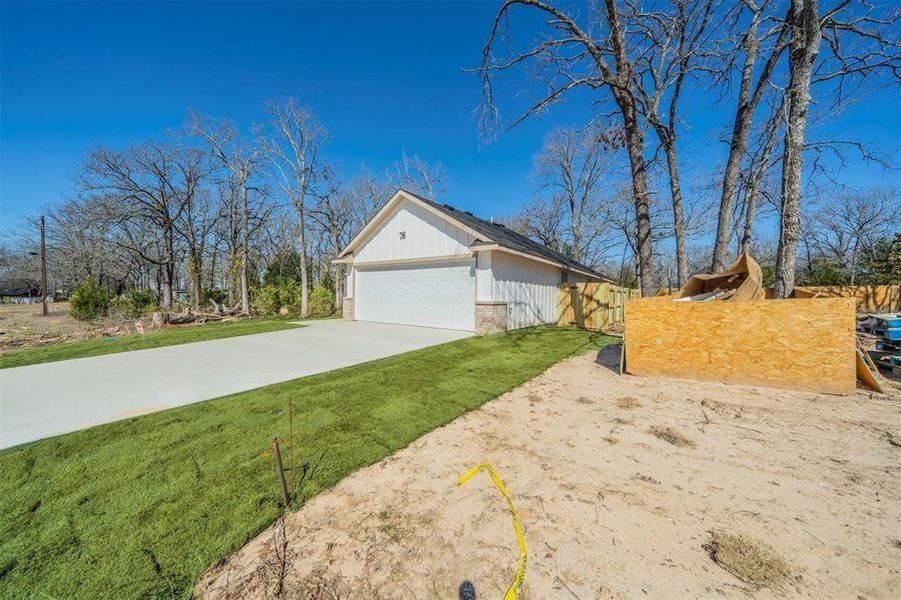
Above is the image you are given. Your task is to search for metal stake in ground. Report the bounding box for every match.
[272,437,291,508]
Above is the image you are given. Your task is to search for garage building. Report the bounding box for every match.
[336,190,609,334]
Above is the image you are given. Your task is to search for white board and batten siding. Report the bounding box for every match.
[351,199,477,331]
[355,201,475,262]
[479,251,564,330]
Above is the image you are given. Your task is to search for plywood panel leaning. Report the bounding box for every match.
[624,298,857,394]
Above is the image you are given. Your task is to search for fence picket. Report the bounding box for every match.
[557,282,639,331]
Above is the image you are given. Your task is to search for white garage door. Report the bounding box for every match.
[356,260,475,331]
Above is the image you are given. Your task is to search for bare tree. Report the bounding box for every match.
[737,95,784,254]
[476,0,674,296]
[773,0,900,296]
[188,111,260,314]
[637,0,716,286]
[393,152,448,200]
[711,0,790,271]
[806,188,900,284]
[173,155,218,310]
[509,195,566,252]
[256,99,328,317]
[79,142,194,308]
[44,196,128,291]
[310,170,392,304]
[531,126,621,266]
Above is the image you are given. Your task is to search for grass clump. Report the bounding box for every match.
[376,508,404,544]
[617,397,641,409]
[0,327,613,598]
[648,426,695,448]
[704,530,791,587]
[0,318,303,369]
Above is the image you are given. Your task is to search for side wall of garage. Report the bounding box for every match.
[484,251,565,330]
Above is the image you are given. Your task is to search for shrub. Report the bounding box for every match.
[252,277,302,315]
[252,284,280,316]
[69,279,110,321]
[309,282,336,316]
[112,289,157,318]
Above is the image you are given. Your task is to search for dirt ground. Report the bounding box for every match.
[197,345,901,599]
[0,302,161,353]
[0,302,98,351]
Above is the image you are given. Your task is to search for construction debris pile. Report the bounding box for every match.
[625,253,893,395]
[672,253,764,302]
[859,314,901,379]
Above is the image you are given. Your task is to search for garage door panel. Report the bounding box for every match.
[356,260,475,331]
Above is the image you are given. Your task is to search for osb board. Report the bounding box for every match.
[624,298,856,394]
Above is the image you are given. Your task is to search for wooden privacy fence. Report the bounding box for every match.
[775,285,900,313]
[557,282,641,331]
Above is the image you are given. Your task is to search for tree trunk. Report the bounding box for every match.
[228,247,238,304]
[240,178,251,314]
[662,140,688,286]
[774,0,820,298]
[297,201,309,317]
[333,229,344,306]
[162,225,175,309]
[208,247,217,292]
[189,251,203,310]
[622,112,655,296]
[570,215,582,263]
[711,7,787,271]
[739,103,782,255]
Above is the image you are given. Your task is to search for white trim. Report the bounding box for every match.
[351,253,474,268]
[338,190,491,258]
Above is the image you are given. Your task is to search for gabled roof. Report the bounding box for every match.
[339,189,610,281]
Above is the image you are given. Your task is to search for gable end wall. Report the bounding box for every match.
[354,200,476,263]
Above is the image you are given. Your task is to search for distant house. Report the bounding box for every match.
[0,279,41,304]
[336,189,609,334]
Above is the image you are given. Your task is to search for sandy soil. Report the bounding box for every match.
[197,346,901,599]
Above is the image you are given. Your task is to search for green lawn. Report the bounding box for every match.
[0,327,612,599]
[0,318,304,369]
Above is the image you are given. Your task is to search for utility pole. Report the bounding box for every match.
[39,215,48,317]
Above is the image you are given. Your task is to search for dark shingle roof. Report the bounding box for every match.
[402,190,609,281]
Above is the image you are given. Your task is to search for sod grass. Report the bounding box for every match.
[0,327,613,599]
[0,318,304,369]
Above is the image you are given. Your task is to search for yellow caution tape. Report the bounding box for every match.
[456,463,527,600]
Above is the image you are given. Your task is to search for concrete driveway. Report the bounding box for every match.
[0,320,470,449]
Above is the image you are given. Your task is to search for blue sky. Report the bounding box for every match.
[2,1,899,242]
